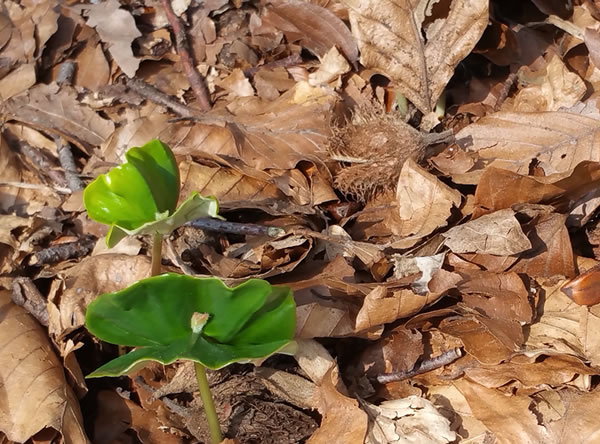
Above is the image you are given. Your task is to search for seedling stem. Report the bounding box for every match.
[151,232,163,276]
[195,362,222,443]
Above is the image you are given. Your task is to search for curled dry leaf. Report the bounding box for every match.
[0,291,89,443]
[364,396,456,444]
[511,55,586,112]
[307,366,368,444]
[526,280,600,366]
[308,46,351,86]
[264,0,359,63]
[83,0,142,77]
[455,111,600,178]
[343,0,488,113]
[442,208,532,256]
[510,209,575,279]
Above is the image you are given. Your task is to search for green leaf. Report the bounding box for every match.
[105,192,220,248]
[85,274,296,376]
[83,140,182,243]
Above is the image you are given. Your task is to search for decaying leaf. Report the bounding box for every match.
[442,208,532,256]
[364,396,456,444]
[455,111,600,177]
[2,83,115,153]
[83,0,142,77]
[343,0,488,113]
[308,366,368,444]
[0,290,89,443]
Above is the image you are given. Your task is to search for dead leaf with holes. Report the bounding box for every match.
[343,0,488,114]
[0,291,89,443]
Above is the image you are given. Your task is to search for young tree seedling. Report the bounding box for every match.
[83,140,296,443]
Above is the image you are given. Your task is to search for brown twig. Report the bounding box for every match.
[12,277,49,326]
[29,235,96,265]
[186,218,285,237]
[494,67,519,111]
[376,348,463,384]
[126,78,196,118]
[55,136,84,191]
[160,0,211,111]
[18,142,67,186]
[244,53,303,78]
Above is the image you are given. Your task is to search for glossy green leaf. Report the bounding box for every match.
[104,192,220,248]
[85,273,296,376]
[84,140,179,234]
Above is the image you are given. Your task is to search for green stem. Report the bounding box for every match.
[151,232,163,276]
[194,362,222,443]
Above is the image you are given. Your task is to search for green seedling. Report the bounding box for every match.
[83,139,219,274]
[86,273,296,443]
[82,140,297,443]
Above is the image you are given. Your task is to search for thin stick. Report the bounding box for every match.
[0,181,71,194]
[160,0,211,111]
[151,232,163,276]
[55,136,84,191]
[30,235,96,265]
[186,218,285,237]
[126,78,196,118]
[376,348,462,384]
[194,362,222,444]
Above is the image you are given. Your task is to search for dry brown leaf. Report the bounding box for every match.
[463,354,597,391]
[458,270,534,323]
[364,396,457,444]
[454,379,551,443]
[393,159,462,238]
[308,46,351,86]
[455,111,600,178]
[526,280,600,366]
[0,63,35,100]
[94,390,181,443]
[536,388,600,442]
[511,55,586,112]
[264,0,359,63]
[307,366,368,444]
[343,0,488,114]
[355,327,423,378]
[354,269,461,331]
[511,208,575,279]
[0,290,89,443]
[83,0,141,77]
[2,83,115,153]
[442,208,532,256]
[47,255,151,339]
[73,41,110,90]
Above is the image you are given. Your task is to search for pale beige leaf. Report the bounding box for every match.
[454,379,550,443]
[0,291,89,443]
[308,46,351,86]
[85,0,141,77]
[455,111,600,176]
[2,83,115,153]
[512,55,586,112]
[395,159,462,238]
[364,396,456,444]
[442,208,532,255]
[343,0,488,113]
